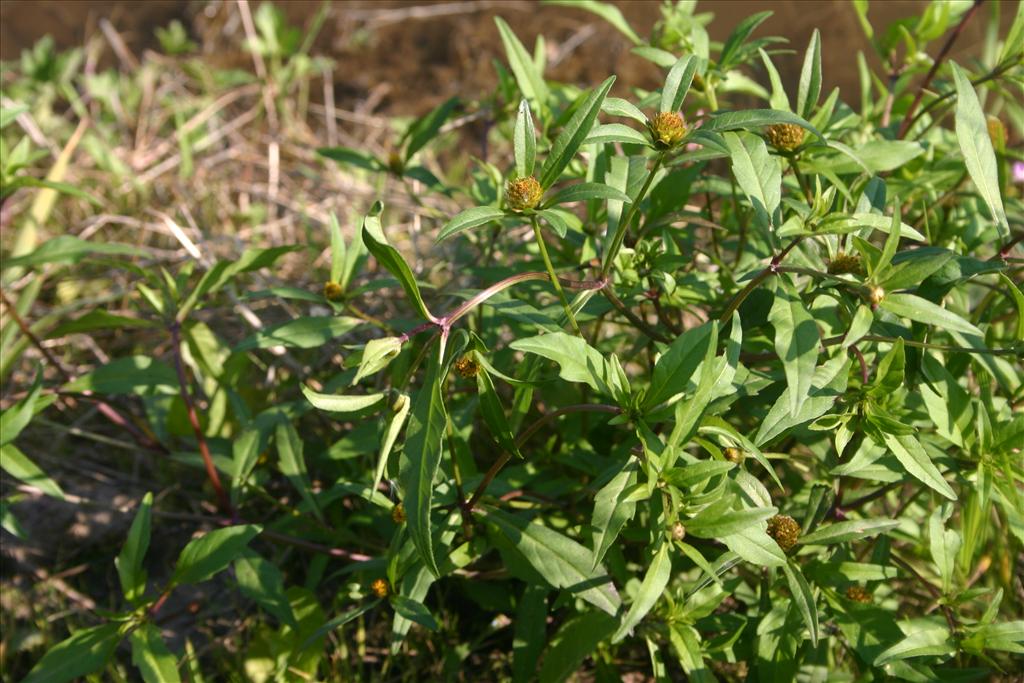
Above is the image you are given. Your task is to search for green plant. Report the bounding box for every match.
[3,1,1023,681]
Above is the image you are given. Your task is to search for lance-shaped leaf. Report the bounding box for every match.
[951,62,1008,238]
[302,385,386,414]
[783,560,819,646]
[510,332,625,397]
[477,367,522,458]
[438,206,507,242]
[591,460,639,569]
[543,182,631,208]
[769,280,819,417]
[374,393,410,497]
[613,539,672,642]
[235,551,296,627]
[276,421,323,521]
[881,431,956,501]
[724,131,781,230]
[879,293,981,336]
[235,316,362,351]
[116,492,152,604]
[391,595,440,631]
[22,623,123,683]
[513,99,536,178]
[646,320,716,409]
[130,623,182,683]
[796,29,821,119]
[0,444,65,500]
[484,505,621,615]
[354,337,404,384]
[539,610,618,683]
[539,76,615,189]
[402,96,459,163]
[686,500,778,538]
[171,524,262,586]
[798,518,900,545]
[719,11,772,71]
[399,344,449,577]
[495,17,549,114]
[700,109,822,139]
[602,96,646,123]
[660,54,698,114]
[583,122,652,147]
[512,585,549,683]
[362,201,434,320]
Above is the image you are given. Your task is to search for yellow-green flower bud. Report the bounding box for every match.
[767,514,801,552]
[827,251,864,276]
[454,355,480,378]
[766,123,805,152]
[387,151,404,174]
[391,503,406,524]
[370,578,389,598]
[869,286,885,306]
[671,521,686,541]
[845,585,872,603]
[323,281,344,302]
[723,447,745,464]
[506,176,543,212]
[648,111,687,149]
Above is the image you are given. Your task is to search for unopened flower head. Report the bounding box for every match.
[391,503,406,524]
[506,176,543,212]
[649,111,687,148]
[723,447,745,464]
[370,578,389,598]
[845,585,872,603]
[323,281,344,302]
[766,123,805,151]
[767,514,801,552]
[828,251,863,276]
[869,286,885,306]
[454,355,480,378]
[672,521,686,541]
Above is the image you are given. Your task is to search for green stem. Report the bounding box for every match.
[601,152,666,277]
[533,217,581,336]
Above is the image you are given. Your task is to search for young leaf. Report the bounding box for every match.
[543,181,631,207]
[538,610,618,683]
[513,99,536,179]
[512,584,548,683]
[390,595,439,631]
[171,524,262,586]
[437,206,507,242]
[495,17,548,113]
[130,623,182,683]
[769,280,820,417]
[117,492,152,604]
[22,623,122,683]
[484,505,621,615]
[881,431,956,501]
[796,29,822,119]
[0,444,65,500]
[798,518,899,545]
[234,316,363,351]
[399,343,449,578]
[275,421,323,521]
[660,55,698,114]
[301,384,386,413]
[362,201,435,320]
[374,393,410,498]
[591,460,639,569]
[613,539,672,642]
[402,97,459,163]
[539,76,616,189]
[235,551,297,627]
[783,560,819,646]
[951,62,1008,238]
[719,11,772,71]
[723,131,781,229]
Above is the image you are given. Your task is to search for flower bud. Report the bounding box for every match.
[691,73,706,92]
[723,447,745,464]
[454,355,480,379]
[671,521,686,541]
[391,503,406,524]
[388,151,405,175]
[323,281,344,302]
[765,123,805,152]
[845,585,872,603]
[827,251,864,276]
[868,286,885,306]
[505,176,543,212]
[648,111,687,149]
[767,514,801,552]
[370,578,389,598]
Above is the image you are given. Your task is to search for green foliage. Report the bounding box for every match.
[2,1,1022,681]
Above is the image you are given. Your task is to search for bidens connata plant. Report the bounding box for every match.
[4,1,1023,681]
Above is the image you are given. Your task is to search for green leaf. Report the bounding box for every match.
[874,623,954,664]
[512,584,548,683]
[23,623,122,683]
[724,131,781,230]
[537,208,570,238]
[998,273,1024,341]
[116,492,152,603]
[171,524,262,586]
[362,201,435,320]
[796,29,822,119]
[881,431,956,501]
[686,501,777,538]
[390,595,439,631]
[539,76,615,189]
[403,96,459,162]
[951,61,1008,238]
[305,599,381,647]
[514,99,537,178]
[669,624,715,682]
[275,421,323,522]
[316,146,384,172]
[2,235,144,269]
[613,539,672,642]
[495,17,549,113]
[231,428,260,505]
[437,206,507,242]
[477,367,522,458]
[545,0,641,44]
[928,504,961,594]
[722,526,787,567]
[0,444,65,499]
[662,461,735,489]
[485,506,621,615]
[45,310,157,338]
[660,55,698,114]
[869,337,904,398]
[63,356,177,396]
[591,460,639,570]
[538,610,618,683]
[399,343,448,577]
[235,316,362,351]
[130,623,181,683]
[374,393,410,499]
[301,384,385,413]
[667,323,721,449]
[798,518,899,545]
[235,551,296,626]
[544,181,631,207]
[879,293,981,335]
[783,560,819,646]
[0,367,43,445]
[719,11,772,71]
[769,280,820,417]
[510,332,624,397]
[602,97,646,123]
[759,48,790,111]
[177,246,299,320]
[700,109,822,139]
[645,322,716,409]
[755,354,850,446]
[812,212,927,240]
[354,337,404,384]
[582,123,651,147]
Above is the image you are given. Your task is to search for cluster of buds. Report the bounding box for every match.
[323,281,344,302]
[767,514,801,552]
[765,123,805,152]
[845,585,872,604]
[391,502,406,524]
[454,355,480,378]
[723,447,745,464]
[827,251,864,276]
[505,176,543,212]
[370,578,389,598]
[648,111,687,149]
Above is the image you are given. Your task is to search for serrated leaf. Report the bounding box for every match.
[485,505,621,615]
